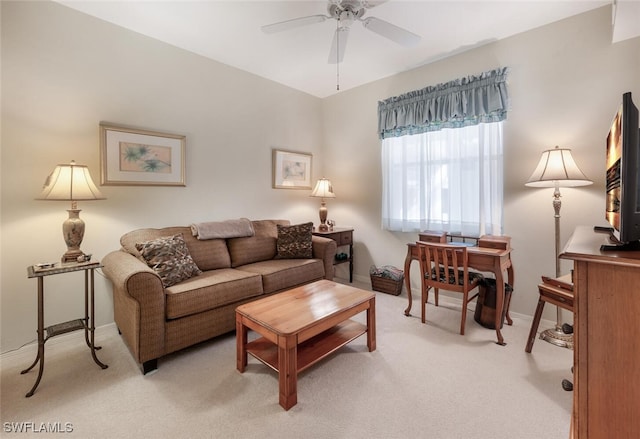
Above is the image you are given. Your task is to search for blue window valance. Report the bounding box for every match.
[377,67,509,139]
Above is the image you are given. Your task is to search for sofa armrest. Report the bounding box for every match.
[102,250,166,365]
[312,236,338,281]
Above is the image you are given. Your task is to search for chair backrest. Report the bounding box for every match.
[417,241,471,292]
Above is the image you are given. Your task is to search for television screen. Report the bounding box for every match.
[604,92,640,247]
[605,106,623,231]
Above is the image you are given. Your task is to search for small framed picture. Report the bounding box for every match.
[272,149,313,189]
[100,123,186,186]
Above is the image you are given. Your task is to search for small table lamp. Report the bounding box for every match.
[526,145,592,348]
[37,161,106,263]
[310,178,336,232]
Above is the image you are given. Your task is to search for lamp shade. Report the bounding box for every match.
[525,146,593,188]
[310,178,336,198]
[37,161,105,202]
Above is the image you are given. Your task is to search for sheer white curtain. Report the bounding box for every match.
[381,121,504,235]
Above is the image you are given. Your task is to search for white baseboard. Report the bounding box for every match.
[3,283,560,362]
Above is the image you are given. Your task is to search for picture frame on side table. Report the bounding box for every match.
[272,149,312,189]
[100,123,186,186]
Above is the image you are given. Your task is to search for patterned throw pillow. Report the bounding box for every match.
[135,234,202,287]
[275,222,313,259]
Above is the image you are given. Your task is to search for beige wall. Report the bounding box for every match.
[2,2,639,352]
[322,6,640,325]
[1,1,325,351]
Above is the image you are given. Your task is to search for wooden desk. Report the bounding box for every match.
[560,226,640,438]
[403,237,514,345]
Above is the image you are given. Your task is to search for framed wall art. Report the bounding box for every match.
[100,123,186,186]
[272,149,313,189]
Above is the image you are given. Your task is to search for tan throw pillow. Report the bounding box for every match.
[135,234,202,287]
[275,222,313,259]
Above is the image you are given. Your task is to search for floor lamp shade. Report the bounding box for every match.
[310,178,336,231]
[37,161,105,262]
[525,146,593,188]
[525,146,592,348]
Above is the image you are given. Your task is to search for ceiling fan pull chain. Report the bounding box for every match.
[336,17,340,90]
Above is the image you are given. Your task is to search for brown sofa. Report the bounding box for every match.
[102,219,337,374]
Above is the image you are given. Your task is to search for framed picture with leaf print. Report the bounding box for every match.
[272,149,313,189]
[100,123,186,186]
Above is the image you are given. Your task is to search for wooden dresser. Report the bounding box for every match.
[560,226,640,439]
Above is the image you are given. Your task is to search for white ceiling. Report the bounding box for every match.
[56,0,633,98]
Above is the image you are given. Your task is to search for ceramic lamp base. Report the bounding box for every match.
[62,209,85,262]
[317,200,329,232]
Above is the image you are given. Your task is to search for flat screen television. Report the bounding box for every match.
[602,91,640,250]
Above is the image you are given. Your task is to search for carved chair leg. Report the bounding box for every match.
[460,290,469,335]
[421,285,427,324]
[525,298,546,353]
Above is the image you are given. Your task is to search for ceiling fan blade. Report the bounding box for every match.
[328,26,350,64]
[361,16,421,47]
[262,15,328,34]
[361,0,389,8]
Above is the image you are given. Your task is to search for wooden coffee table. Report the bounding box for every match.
[236,279,376,410]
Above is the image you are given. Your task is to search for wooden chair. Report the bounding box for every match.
[525,274,574,353]
[417,241,484,335]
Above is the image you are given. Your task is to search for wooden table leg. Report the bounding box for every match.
[494,268,506,346]
[367,297,377,352]
[403,246,413,316]
[236,315,247,373]
[505,264,515,325]
[278,335,297,410]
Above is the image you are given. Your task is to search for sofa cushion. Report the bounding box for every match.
[122,226,231,271]
[136,234,202,287]
[164,268,263,320]
[228,219,290,267]
[237,259,325,294]
[275,222,313,259]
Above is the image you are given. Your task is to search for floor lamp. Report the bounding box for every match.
[525,146,592,348]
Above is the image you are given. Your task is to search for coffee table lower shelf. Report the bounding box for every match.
[246,320,366,373]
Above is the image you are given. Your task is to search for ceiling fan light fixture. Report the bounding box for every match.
[338,10,355,28]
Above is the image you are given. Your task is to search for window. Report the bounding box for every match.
[377,68,509,236]
[381,122,504,235]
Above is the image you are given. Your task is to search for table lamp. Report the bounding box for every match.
[310,178,336,231]
[525,145,592,348]
[37,160,106,263]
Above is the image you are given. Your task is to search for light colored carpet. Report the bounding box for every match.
[1,282,573,439]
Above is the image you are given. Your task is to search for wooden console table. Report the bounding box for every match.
[560,226,640,438]
[404,234,514,345]
[313,227,354,282]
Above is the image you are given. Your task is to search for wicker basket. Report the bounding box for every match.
[370,274,403,296]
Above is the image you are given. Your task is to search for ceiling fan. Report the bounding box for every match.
[262,0,421,64]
